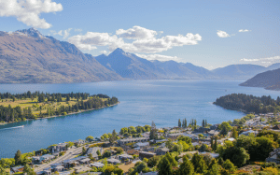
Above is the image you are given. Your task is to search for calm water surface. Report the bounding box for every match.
[0,80,279,158]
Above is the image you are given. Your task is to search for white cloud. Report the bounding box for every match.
[240,56,280,66]
[239,29,251,32]
[68,26,202,54]
[217,30,230,38]
[0,0,63,29]
[136,54,185,62]
[68,32,124,51]
[74,29,82,32]
[116,26,157,39]
[51,28,72,39]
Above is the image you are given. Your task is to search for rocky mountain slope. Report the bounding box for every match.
[0,28,122,83]
[240,68,280,90]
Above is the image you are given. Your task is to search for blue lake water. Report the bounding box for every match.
[0,80,279,158]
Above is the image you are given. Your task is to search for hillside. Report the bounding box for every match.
[0,28,122,83]
[240,68,280,90]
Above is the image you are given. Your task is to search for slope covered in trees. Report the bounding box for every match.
[214,93,280,114]
[0,91,118,123]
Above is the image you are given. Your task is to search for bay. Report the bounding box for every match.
[0,80,279,158]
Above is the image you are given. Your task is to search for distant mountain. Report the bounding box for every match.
[212,64,267,80]
[0,28,122,83]
[95,48,206,80]
[240,68,280,90]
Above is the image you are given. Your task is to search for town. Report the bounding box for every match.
[1,112,280,175]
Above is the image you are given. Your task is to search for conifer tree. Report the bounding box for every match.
[178,119,181,128]
[178,156,194,175]
[14,150,22,165]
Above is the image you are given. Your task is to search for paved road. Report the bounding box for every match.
[34,146,83,172]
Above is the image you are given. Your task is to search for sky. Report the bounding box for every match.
[0,0,279,69]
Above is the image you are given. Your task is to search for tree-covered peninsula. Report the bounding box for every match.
[214,93,280,114]
[0,91,118,124]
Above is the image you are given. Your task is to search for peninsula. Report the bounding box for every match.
[0,91,119,125]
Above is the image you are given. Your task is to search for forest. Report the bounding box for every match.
[0,91,118,123]
[214,93,280,114]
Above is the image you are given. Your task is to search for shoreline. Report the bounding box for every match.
[0,102,120,127]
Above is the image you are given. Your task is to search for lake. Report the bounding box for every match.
[0,80,279,158]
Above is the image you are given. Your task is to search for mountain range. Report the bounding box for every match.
[240,68,280,90]
[0,28,279,83]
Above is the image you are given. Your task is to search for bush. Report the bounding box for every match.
[102,150,111,158]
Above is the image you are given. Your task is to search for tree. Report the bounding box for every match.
[23,164,36,175]
[178,156,194,175]
[223,159,236,172]
[219,122,232,136]
[82,147,86,155]
[96,149,101,157]
[157,157,172,175]
[249,136,277,161]
[14,150,21,165]
[232,127,238,139]
[222,147,249,167]
[191,153,207,173]
[206,159,220,175]
[150,121,158,140]
[86,135,94,142]
[109,129,117,145]
[165,152,177,167]
[214,137,218,151]
[178,119,181,128]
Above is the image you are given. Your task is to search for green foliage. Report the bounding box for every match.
[206,159,220,175]
[223,159,236,172]
[14,150,21,165]
[165,152,177,167]
[214,93,280,114]
[157,157,172,175]
[178,156,194,175]
[103,150,112,158]
[191,153,207,173]
[222,146,249,167]
[177,135,192,145]
[86,135,94,142]
[147,156,160,167]
[0,158,15,168]
[218,122,232,136]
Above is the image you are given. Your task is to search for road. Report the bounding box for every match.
[34,146,83,172]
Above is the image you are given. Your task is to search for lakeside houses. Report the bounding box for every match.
[86,147,103,159]
[118,137,149,145]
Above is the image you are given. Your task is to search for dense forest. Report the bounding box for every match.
[214,93,280,114]
[0,91,118,123]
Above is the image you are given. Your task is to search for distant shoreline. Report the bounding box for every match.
[0,102,120,127]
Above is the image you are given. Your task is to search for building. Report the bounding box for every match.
[107,158,121,164]
[118,137,149,145]
[40,154,55,163]
[266,148,280,164]
[193,127,210,133]
[155,147,169,155]
[86,147,103,159]
[90,162,104,168]
[139,151,156,159]
[10,166,24,173]
[118,154,133,161]
[50,143,68,154]
[79,158,91,165]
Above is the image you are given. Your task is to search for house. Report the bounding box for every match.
[193,127,210,133]
[86,147,103,159]
[107,158,121,164]
[10,166,24,173]
[62,156,86,168]
[199,152,219,159]
[58,172,71,175]
[90,162,104,168]
[210,124,218,130]
[50,143,68,154]
[183,133,199,140]
[167,133,183,138]
[126,149,139,155]
[40,154,55,163]
[208,130,220,137]
[240,130,258,136]
[32,156,41,163]
[118,137,149,145]
[118,154,133,161]
[139,151,156,159]
[266,148,280,164]
[53,165,64,172]
[79,158,91,164]
[73,140,85,147]
[155,147,169,155]
[134,142,150,148]
[272,125,280,130]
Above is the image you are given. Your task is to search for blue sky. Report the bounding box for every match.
[0,0,279,69]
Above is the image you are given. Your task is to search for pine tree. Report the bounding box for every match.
[206,159,220,175]
[202,120,205,127]
[194,119,197,129]
[178,119,181,128]
[157,157,172,175]
[232,127,238,139]
[14,150,22,165]
[184,118,187,128]
[210,137,214,150]
[178,156,194,175]
[214,137,218,151]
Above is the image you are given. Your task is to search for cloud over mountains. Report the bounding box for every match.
[0,0,63,29]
